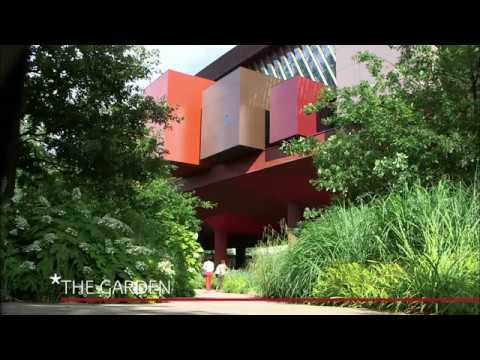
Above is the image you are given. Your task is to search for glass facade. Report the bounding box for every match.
[248,45,337,88]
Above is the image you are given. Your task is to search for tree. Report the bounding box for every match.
[18,45,178,198]
[3,46,213,300]
[0,46,29,200]
[282,45,480,201]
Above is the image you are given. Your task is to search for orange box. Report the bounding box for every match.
[144,70,214,165]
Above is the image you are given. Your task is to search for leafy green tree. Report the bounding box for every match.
[2,46,212,301]
[18,45,178,198]
[282,45,480,201]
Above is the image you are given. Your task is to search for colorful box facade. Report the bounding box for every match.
[200,67,281,160]
[269,76,325,144]
[144,70,214,165]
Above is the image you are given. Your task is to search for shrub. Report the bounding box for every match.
[312,262,407,312]
[222,270,256,294]
[189,272,205,290]
[4,180,206,301]
[250,180,480,314]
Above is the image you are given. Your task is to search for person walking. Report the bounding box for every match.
[202,258,215,291]
[215,260,228,291]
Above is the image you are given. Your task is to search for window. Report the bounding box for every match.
[247,45,337,87]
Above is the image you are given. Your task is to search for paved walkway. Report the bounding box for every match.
[1,290,390,315]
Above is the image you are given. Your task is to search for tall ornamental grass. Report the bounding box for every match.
[250,181,480,314]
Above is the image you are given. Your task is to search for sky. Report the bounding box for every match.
[141,45,235,87]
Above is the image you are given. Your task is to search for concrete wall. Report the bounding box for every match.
[336,45,400,88]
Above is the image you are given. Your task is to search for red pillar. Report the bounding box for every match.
[287,202,302,228]
[214,229,228,266]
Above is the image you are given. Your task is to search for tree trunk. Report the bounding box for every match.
[0,46,29,200]
[0,46,29,301]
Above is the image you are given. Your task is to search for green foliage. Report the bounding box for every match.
[312,262,407,312]
[3,46,211,302]
[189,272,205,290]
[4,177,208,301]
[249,226,291,297]
[5,186,167,301]
[276,45,480,313]
[135,177,214,232]
[249,181,480,314]
[282,45,480,201]
[133,178,214,295]
[19,45,179,198]
[189,269,256,294]
[222,270,256,294]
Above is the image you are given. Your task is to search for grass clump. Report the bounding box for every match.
[250,180,480,314]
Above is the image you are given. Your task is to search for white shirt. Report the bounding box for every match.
[203,260,214,273]
[215,264,227,276]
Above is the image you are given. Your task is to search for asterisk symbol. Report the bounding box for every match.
[50,273,61,285]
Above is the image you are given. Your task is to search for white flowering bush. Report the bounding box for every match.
[5,176,211,301]
[4,187,173,301]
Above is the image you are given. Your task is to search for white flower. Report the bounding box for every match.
[55,209,66,216]
[126,245,154,256]
[43,233,57,244]
[113,237,133,246]
[20,261,36,271]
[79,242,90,252]
[105,238,115,254]
[80,209,91,218]
[135,261,147,272]
[72,187,82,201]
[65,227,78,237]
[97,215,133,235]
[41,215,53,224]
[14,215,29,231]
[24,240,42,253]
[157,260,175,276]
[38,196,51,207]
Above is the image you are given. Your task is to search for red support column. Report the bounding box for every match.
[214,229,228,266]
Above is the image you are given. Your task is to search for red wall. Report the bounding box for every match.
[270,76,325,144]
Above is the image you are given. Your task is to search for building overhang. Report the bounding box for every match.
[195,45,274,81]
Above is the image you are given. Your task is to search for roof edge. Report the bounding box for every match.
[195,45,274,81]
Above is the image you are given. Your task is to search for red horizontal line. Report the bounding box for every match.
[60,297,480,303]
